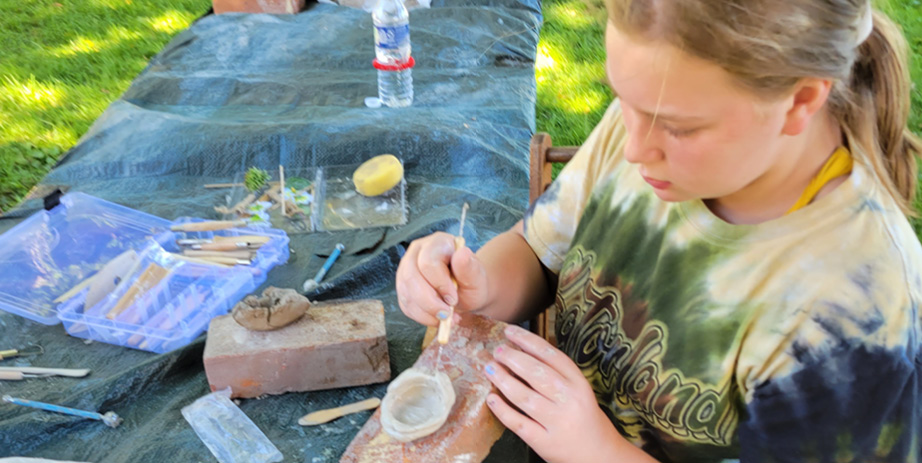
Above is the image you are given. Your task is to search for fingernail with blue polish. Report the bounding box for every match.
[437,311,449,320]
[485,364,496,375]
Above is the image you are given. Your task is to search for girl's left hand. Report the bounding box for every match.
[484,324,627,463]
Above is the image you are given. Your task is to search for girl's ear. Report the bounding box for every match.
[781,78,834,136]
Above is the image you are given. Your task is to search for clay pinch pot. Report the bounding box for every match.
[379,367,456,442]
[231,286,311,331]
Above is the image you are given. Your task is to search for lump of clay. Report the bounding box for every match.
[231,286,311,331]
[380,367,456,442]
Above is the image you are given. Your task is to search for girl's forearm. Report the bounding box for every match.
[472,221,555,323]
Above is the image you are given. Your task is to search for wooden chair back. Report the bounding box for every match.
[527,132,578,347]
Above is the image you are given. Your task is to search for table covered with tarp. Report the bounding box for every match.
[0,0,540,460]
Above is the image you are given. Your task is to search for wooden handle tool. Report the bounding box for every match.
[212,235,271,244]
[0,367,90,377]
[106,263,170,320]
[182,249,253,260]
[298,397,381,426]
[436,203,470,345]
[189,242,254,251]
[169,220,247,232]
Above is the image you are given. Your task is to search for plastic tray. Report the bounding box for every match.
[0,192,173,325]
[215,164,407,234]
[0,192,290,354]
[56,219,289,354]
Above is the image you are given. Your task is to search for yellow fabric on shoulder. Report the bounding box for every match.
[786,146,853,214]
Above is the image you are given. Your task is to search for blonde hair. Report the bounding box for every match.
[607,0,922,216]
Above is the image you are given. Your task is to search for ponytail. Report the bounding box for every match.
[836,12,922,216]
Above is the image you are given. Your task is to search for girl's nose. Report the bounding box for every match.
[622,106,665,165]
[623,131,665,165]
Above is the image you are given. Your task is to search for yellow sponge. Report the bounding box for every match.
[353,154,404,197]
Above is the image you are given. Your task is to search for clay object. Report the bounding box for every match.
[232,286,310,331]
[341,314,508,463]
[380,368,456,442]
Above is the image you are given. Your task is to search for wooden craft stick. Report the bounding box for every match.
[279,165,286,216]
[169,220,247,232]
[106,263,170,320]
[182,249,253,260]
[53,274,97,303]
[298,397,381,426]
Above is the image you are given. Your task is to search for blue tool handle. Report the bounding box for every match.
[312,243,345,283]
[2,395,103,420]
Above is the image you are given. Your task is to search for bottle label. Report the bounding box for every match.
[374,24,410,50]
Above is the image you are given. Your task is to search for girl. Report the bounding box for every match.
[396,0,922,461]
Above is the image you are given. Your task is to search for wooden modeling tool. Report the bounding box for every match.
[436,203,469,346]
[169,220,247,232]
[212,234,271,244]
[298,397,381,426]
[106,263,171,320]
[0,366,90,378]
[84,250,140,311]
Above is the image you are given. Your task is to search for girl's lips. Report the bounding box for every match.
[642,176,671,190]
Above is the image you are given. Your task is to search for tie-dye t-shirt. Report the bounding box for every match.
[523,100,922,462]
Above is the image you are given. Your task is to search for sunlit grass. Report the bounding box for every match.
[0,0,211,213]
[536,0,611,146]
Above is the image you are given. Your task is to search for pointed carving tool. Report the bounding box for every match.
[436,203,469,346]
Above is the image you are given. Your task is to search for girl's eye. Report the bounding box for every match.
[664,125,699,138]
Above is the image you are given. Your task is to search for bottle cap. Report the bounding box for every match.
[373,56,415,71]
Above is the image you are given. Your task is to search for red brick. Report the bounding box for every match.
[341,314,507,463]
[213,0,305,14]
[203,299,390,399]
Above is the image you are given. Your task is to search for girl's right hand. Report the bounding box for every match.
[396,232,490,327]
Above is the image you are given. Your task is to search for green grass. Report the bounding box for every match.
[0,0,920,222]
[0,0,212,213]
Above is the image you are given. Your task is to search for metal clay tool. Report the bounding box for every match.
[303,243,345,292]
[0,345,43,361]
[2,395,122,428]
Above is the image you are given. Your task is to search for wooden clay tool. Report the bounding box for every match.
[169,220,247,232]
[298,397,381,426]
[0,366,90,377]
[436,203,469,346]
[106,263,171,320]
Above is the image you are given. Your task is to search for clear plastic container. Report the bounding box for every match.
[0,192,173,325]
[0,192,289,353]
[57,220,289,354]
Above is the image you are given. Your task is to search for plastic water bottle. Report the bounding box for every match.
[372,0,413,107]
